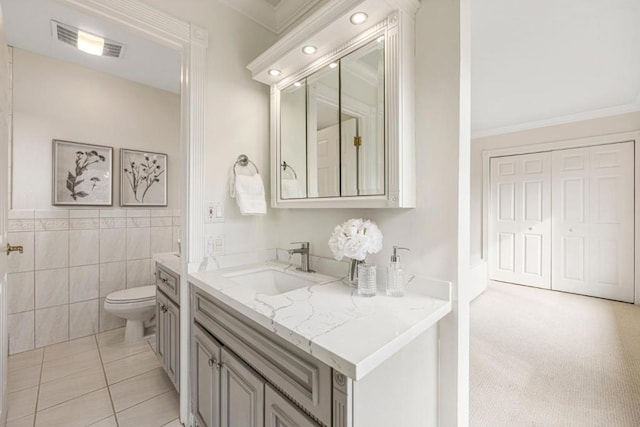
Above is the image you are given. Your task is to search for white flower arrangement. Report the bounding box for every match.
[328,218,383,261]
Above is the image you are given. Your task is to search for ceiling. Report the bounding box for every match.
[2,0,637,136]
[472,0,640,137]
[0,0,181,94]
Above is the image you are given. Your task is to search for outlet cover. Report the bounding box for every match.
[213,235,225,257]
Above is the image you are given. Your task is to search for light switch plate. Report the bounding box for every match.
[205,201,225,223]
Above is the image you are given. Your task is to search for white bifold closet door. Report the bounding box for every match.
[552,142,635,302]
[489,152,552,288]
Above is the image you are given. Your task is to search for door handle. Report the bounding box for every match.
[6,243,24,256]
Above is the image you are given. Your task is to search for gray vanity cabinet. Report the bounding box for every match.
[155,264,180,391]
[220,348,265,427]
[191,287,326,427]
[265,384,318,427]
[193,324,222,427]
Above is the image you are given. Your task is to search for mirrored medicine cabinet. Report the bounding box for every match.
[249,3,418,208]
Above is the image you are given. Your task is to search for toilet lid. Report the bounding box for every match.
[106,285,156,304]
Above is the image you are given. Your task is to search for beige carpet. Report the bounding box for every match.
[470,281,640,427]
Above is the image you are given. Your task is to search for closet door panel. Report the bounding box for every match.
[489,152,552,288]
[552,142,634,302]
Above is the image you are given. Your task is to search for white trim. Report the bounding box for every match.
[275,0,325,35]
[59,1,207,424]
[481,131,639,305]
[268,11,416,208]
[218,0,278,34]
[472,103,640,139]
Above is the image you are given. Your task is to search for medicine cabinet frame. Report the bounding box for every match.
[249,1,418,208]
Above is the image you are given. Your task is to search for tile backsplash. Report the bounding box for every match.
[6,208,181,354]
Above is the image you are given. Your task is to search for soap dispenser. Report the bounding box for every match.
[387,246,410,297]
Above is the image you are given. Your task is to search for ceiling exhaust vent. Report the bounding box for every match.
[51,21,125,58]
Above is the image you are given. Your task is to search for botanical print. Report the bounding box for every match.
[120,149,167,206]
[53,140,113,206]
[67,150,106,200]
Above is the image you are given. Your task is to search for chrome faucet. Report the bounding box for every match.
[288,242,314,273]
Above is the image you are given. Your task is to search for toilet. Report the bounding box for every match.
[104,285,156,342]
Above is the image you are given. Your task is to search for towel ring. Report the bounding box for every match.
[281,161,298,179]
[233,154,259,176]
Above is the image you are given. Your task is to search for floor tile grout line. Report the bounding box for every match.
[107,363,165,388]
[113,388,177,420]
[32,343,45,427]
[110,370,174,414]
[94,334,120,426]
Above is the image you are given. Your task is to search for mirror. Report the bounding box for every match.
[279,39,385,200]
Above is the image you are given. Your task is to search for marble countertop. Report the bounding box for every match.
[153,252,181,275]
[189,260,451,381]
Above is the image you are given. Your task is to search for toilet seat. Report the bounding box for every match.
[105,285,156,304]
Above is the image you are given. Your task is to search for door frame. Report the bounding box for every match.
[59,1,207,424]
[482,131,640,305]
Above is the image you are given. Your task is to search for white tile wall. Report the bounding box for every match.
[100,262,126,297]
[69,229,99,266]
[99,228,127,263]
[35,306,69,348]
[126,260,151,289]
[69,265,99,303]
[126,228,151,260]
[7,232,34,273]
[35,231,68,270]
[8,312,34,354]
[7,272,34,314]
[6,208,180,354]
[69,300,100,339]
[35,268,68,309]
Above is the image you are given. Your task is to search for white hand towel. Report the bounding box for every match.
[231,173,267,215]
[281,178,300,199]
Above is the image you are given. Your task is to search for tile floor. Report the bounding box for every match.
[5,328,181,427]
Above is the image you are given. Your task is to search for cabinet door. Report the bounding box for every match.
[193,324,222,427]
[220,348,264,427]
[165,297,180,390]
[155,290,167,365]
[265,384,319,427]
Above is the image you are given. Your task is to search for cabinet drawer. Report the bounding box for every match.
[156,264,179,305]
[266,384,320,427]
[193,288,332,427]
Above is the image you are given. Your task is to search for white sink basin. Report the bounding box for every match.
[223,268,319,296]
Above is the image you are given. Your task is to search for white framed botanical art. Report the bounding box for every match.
[120,149,168,207]
[52,139,113,206]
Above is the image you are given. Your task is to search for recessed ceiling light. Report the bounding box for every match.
[294,82,302,87]
[302,45,317,55]
[329,62,338,69]
[350,12,368,25]
[268,69,281,77]
[77,30,105,56]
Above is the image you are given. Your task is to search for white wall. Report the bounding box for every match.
[11,48,181,209]
[6,48,182,353]
[140,0,279,257]
[471,111,640,263]
[139,1,470,423]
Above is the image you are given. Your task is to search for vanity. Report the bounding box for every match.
[154,252,182,391]
[188,260,451,426]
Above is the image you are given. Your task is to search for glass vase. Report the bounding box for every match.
[357,263,377,297]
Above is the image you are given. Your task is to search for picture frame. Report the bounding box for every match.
[52,139,113,206]
[120,148,168,207]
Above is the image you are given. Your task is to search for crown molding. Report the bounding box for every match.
[217,0,278,33]
[472,102,640,140]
